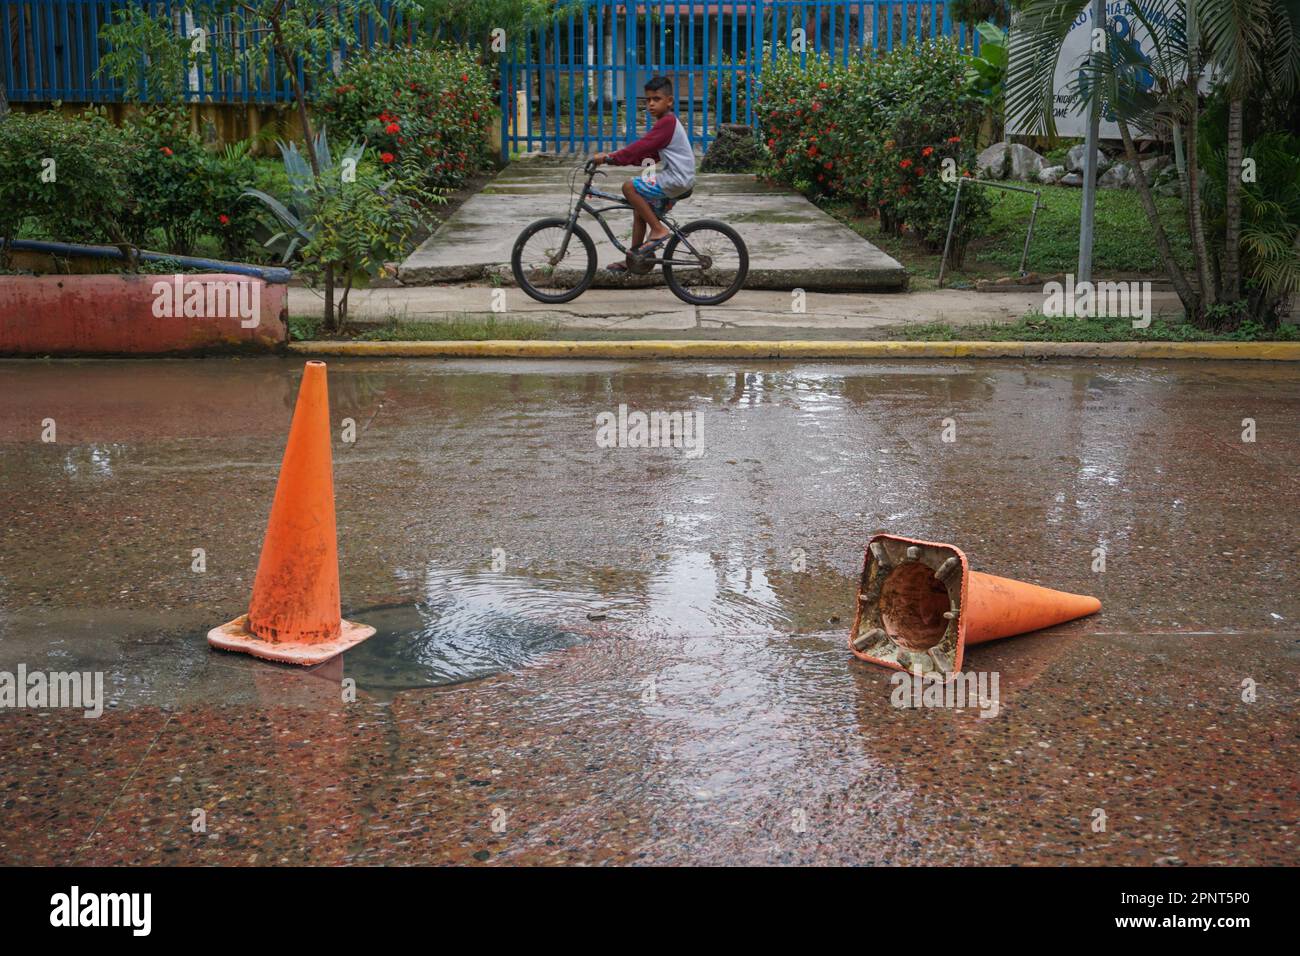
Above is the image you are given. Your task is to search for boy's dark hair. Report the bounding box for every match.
[644,76,673,96]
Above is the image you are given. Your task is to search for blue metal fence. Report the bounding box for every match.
[1,0,439,103]
[4,1,976,156]
[501,1,975,157]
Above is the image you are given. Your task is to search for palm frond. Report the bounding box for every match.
[1005,0,1092,136]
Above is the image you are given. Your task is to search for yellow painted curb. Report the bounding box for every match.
[288,339,1300,361]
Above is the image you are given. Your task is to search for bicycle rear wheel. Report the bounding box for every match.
[662,220,749,305]
[511,218,597,303]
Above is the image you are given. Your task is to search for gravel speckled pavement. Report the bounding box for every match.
[1,358,1295,865]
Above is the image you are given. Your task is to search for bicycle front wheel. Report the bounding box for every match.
[511,217,597,303]
[662,220,749,305]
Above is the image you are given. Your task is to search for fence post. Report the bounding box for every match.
[625,0,635,144]
[499,41,509,164]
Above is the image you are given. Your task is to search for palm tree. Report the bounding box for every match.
[1007,0,1300,323]
[1007,1,1201,313]
[1201,1,1300,302]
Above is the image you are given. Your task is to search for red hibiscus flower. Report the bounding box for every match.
[380,152,395,164]
[160,146,173,156]
[218,214,230,225]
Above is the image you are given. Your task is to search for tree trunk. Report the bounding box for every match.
[1222,96,1244,302]
[269,17,328,324]
[1172,120,1188,205]
[270,21,318,176]
[1118,118,1199,314]
[324,264,336,333]
[1183,15,1213,316]
[339,270,354,336]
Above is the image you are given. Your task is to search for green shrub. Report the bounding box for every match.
[317,42,494,190]
[700,126,766,173]
[245,129,434,330]
[119,107,262,259]
[756,42,990,257]
[0,109,133,248]
[0,107,264,263]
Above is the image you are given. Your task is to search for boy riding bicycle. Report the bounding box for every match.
[590,75,695,273]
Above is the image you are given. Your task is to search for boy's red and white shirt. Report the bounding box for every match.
[609,113,696,198]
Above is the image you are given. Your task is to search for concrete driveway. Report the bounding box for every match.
[400,158,906,291]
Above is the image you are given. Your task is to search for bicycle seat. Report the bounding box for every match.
[654,188,690,215]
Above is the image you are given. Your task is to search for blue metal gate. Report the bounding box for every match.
[500,0,975,159]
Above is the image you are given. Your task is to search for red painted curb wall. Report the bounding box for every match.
[0,274,288,355]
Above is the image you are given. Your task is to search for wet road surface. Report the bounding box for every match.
[0,358,1296,865]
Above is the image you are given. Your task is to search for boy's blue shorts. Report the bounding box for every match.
[632,176,673,214]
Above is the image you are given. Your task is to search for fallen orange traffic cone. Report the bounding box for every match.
[848,533,1100,676]
[208,360,375,665]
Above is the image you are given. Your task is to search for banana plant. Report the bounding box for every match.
[966,21,1010,94]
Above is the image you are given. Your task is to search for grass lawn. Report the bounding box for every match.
[888,312,1296,342]
[289,315,557,342]
[825,183,1194,290]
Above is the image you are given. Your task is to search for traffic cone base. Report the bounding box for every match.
[850,536,966,676]
[208,614,377,667]
[207,361,374,667]
[848,533,1100,677]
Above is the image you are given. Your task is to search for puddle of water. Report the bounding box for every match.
[346,557,818,692]
[344,601,587,690]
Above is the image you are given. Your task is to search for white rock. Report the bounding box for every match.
[1006,143,1047,181]
[1099,162,1131,188]
[975,142,1009,179]
[1066,143,1110,173]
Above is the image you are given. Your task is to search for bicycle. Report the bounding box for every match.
[511,160,749,306]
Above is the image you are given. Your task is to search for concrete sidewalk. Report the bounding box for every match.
[293,284,1188,335]
[399,160,907,290]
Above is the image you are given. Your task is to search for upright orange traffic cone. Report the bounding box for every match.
[208,361,375,665]
[848,533,1100,676]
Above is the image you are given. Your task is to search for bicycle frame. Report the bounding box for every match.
[550,166,709,269]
